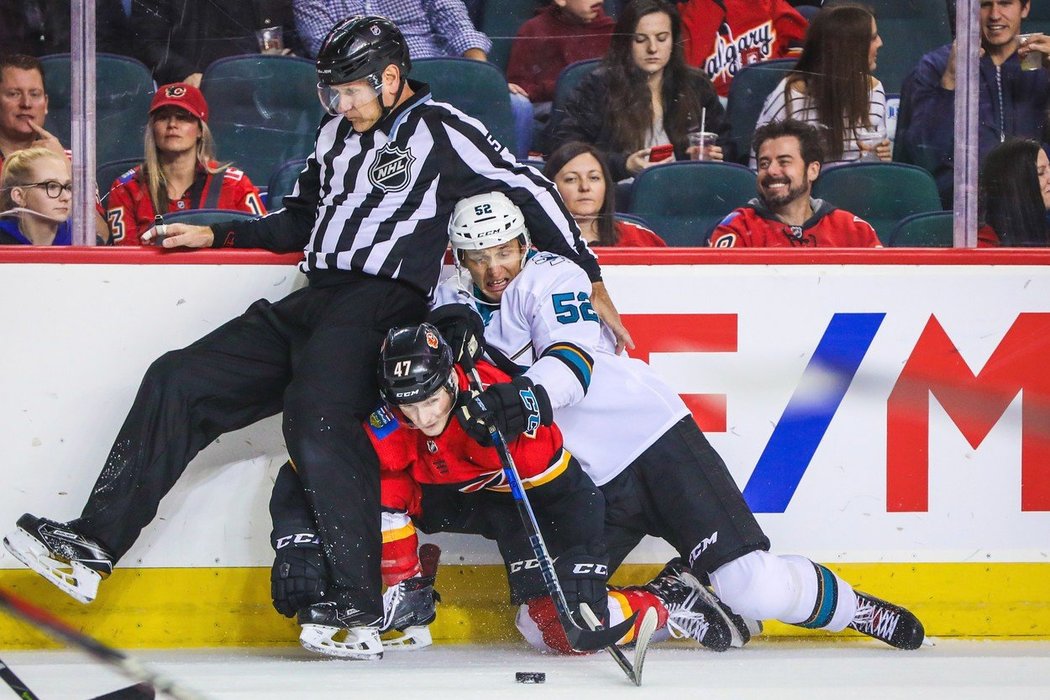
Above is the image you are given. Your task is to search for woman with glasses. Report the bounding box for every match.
[0,147,73,245]
[105,83,265,245]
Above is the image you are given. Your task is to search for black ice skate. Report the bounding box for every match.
[380,574,440,650]
[645,559,735,652]
[297,599,384,660]
[2,513,113,603]
[848,591,925,650]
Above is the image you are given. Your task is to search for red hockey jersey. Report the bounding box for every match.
[365,362,570,510]
[105,162,265,245]
[709,199,881,247]
[678,0,807,97]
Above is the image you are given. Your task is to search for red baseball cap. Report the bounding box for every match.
[150,83,209,122]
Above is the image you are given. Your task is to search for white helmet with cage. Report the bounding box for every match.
[448,191,532,256]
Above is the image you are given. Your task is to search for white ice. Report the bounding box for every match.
[2,639,1049,700]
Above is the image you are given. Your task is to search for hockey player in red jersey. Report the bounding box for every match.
[105,83,265,245]
[710,119,882,247]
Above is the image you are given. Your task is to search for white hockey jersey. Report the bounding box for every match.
[432,252,689,486]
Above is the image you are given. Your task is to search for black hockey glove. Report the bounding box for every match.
[271,530,329,618]
[428,304,485,369]
[555,553,610,624]
[456,375,553,446]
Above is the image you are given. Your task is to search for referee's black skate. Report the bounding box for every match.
[298,596,384,660]
[380,573,439,650]
[2,513,113,603]
[645,559,734,652]
[848,591,925,650]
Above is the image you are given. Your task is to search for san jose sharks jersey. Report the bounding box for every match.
[432,251,689,486]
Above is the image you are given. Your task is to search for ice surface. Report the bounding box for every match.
[2,639,1048,700]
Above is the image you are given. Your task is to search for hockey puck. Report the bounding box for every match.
[515,672,545,684]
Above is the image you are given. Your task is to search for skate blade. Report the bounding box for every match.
[299,624,383,660]
[3,528,99,603]
[381,625,433,651]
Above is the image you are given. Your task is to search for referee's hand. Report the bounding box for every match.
[141,223,214,248]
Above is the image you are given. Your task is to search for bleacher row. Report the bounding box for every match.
[42,1,1050,247]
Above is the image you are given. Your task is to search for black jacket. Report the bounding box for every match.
[552,65,728,182]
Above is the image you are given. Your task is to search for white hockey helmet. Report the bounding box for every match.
[448,191,532,257]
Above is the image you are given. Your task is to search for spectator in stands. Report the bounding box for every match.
[506,0,615,147]
[897,0,1050,208]
[0,53,110,243]
[978,138,1050,247]
[294,0,533,157]
[134,0,301,86]
[105,83,265,245]
[710,119,880,247]
[0,146,72,245]
[752,3,889,168]
[0,54,65,169]
[544,141,667,246]
[554,0,727,184]
[677,0,808,99]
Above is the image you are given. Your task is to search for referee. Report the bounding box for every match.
[4,15,629,659]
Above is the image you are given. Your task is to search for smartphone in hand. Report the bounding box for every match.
[648,143,674,163]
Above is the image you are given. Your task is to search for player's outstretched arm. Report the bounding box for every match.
[590,281,634,353]
[141,223,214,248]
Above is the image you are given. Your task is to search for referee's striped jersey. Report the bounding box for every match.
[212,81,599,297]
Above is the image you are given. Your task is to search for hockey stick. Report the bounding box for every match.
[0,588,207,700]
[0,656,40,699]
[463,368,637,657]
[580,604,657,688]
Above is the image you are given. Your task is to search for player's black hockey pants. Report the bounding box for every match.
[70,275,427,618]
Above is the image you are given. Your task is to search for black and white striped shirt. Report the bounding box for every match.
[213,81,598,297]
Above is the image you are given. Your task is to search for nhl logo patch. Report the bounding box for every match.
[369,144,415,193]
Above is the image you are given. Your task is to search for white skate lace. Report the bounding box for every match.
[851,599,900,641]
[381,581,407,632]
[667,605,712,643]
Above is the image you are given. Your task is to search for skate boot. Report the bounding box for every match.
[380,574,440,650]
[848,591,925,650]
[298,595,384,660]
[3,513,113,603]
[645,559,735,652]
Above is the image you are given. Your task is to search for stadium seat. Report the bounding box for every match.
[626,161,756,246]
[723,58,796,165]
[96,157,141,206]
[267,157,308,211]
[411,57,517,154]
[887,211,953,247]
[1023,1,1050,34]
[200,55,322,187]
[479,0,538,73]
[546,58,602,154]
[811,161,943,245]
[39,53,154,166]
[163,209,259,226]
[867,0,952,95]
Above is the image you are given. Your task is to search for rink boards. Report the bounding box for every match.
[0,247,1047,647]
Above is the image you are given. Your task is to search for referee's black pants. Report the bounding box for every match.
[70,276,428,618]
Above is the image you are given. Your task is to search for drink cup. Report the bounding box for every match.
[257,26,284,54]
[1020,34,1043,71]
[688,131,718,160]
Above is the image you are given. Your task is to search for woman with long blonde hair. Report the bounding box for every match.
[105,83,265,244]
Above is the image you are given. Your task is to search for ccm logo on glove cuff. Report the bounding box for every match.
[571,562,608,576]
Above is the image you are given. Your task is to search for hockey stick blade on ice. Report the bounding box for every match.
[464,369,637,654]
[0,588,207,700]
[580,603,658,686]
[0,655,41,699]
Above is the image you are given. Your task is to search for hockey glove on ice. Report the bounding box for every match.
[271,530,329,618]
[456,375,553,445]
[555,553,611,625]
[428,304,485,369]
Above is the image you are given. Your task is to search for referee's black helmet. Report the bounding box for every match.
[379,323,456,407]
[316,15,411,86]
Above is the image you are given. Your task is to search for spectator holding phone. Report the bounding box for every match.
[553,0,726,183]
